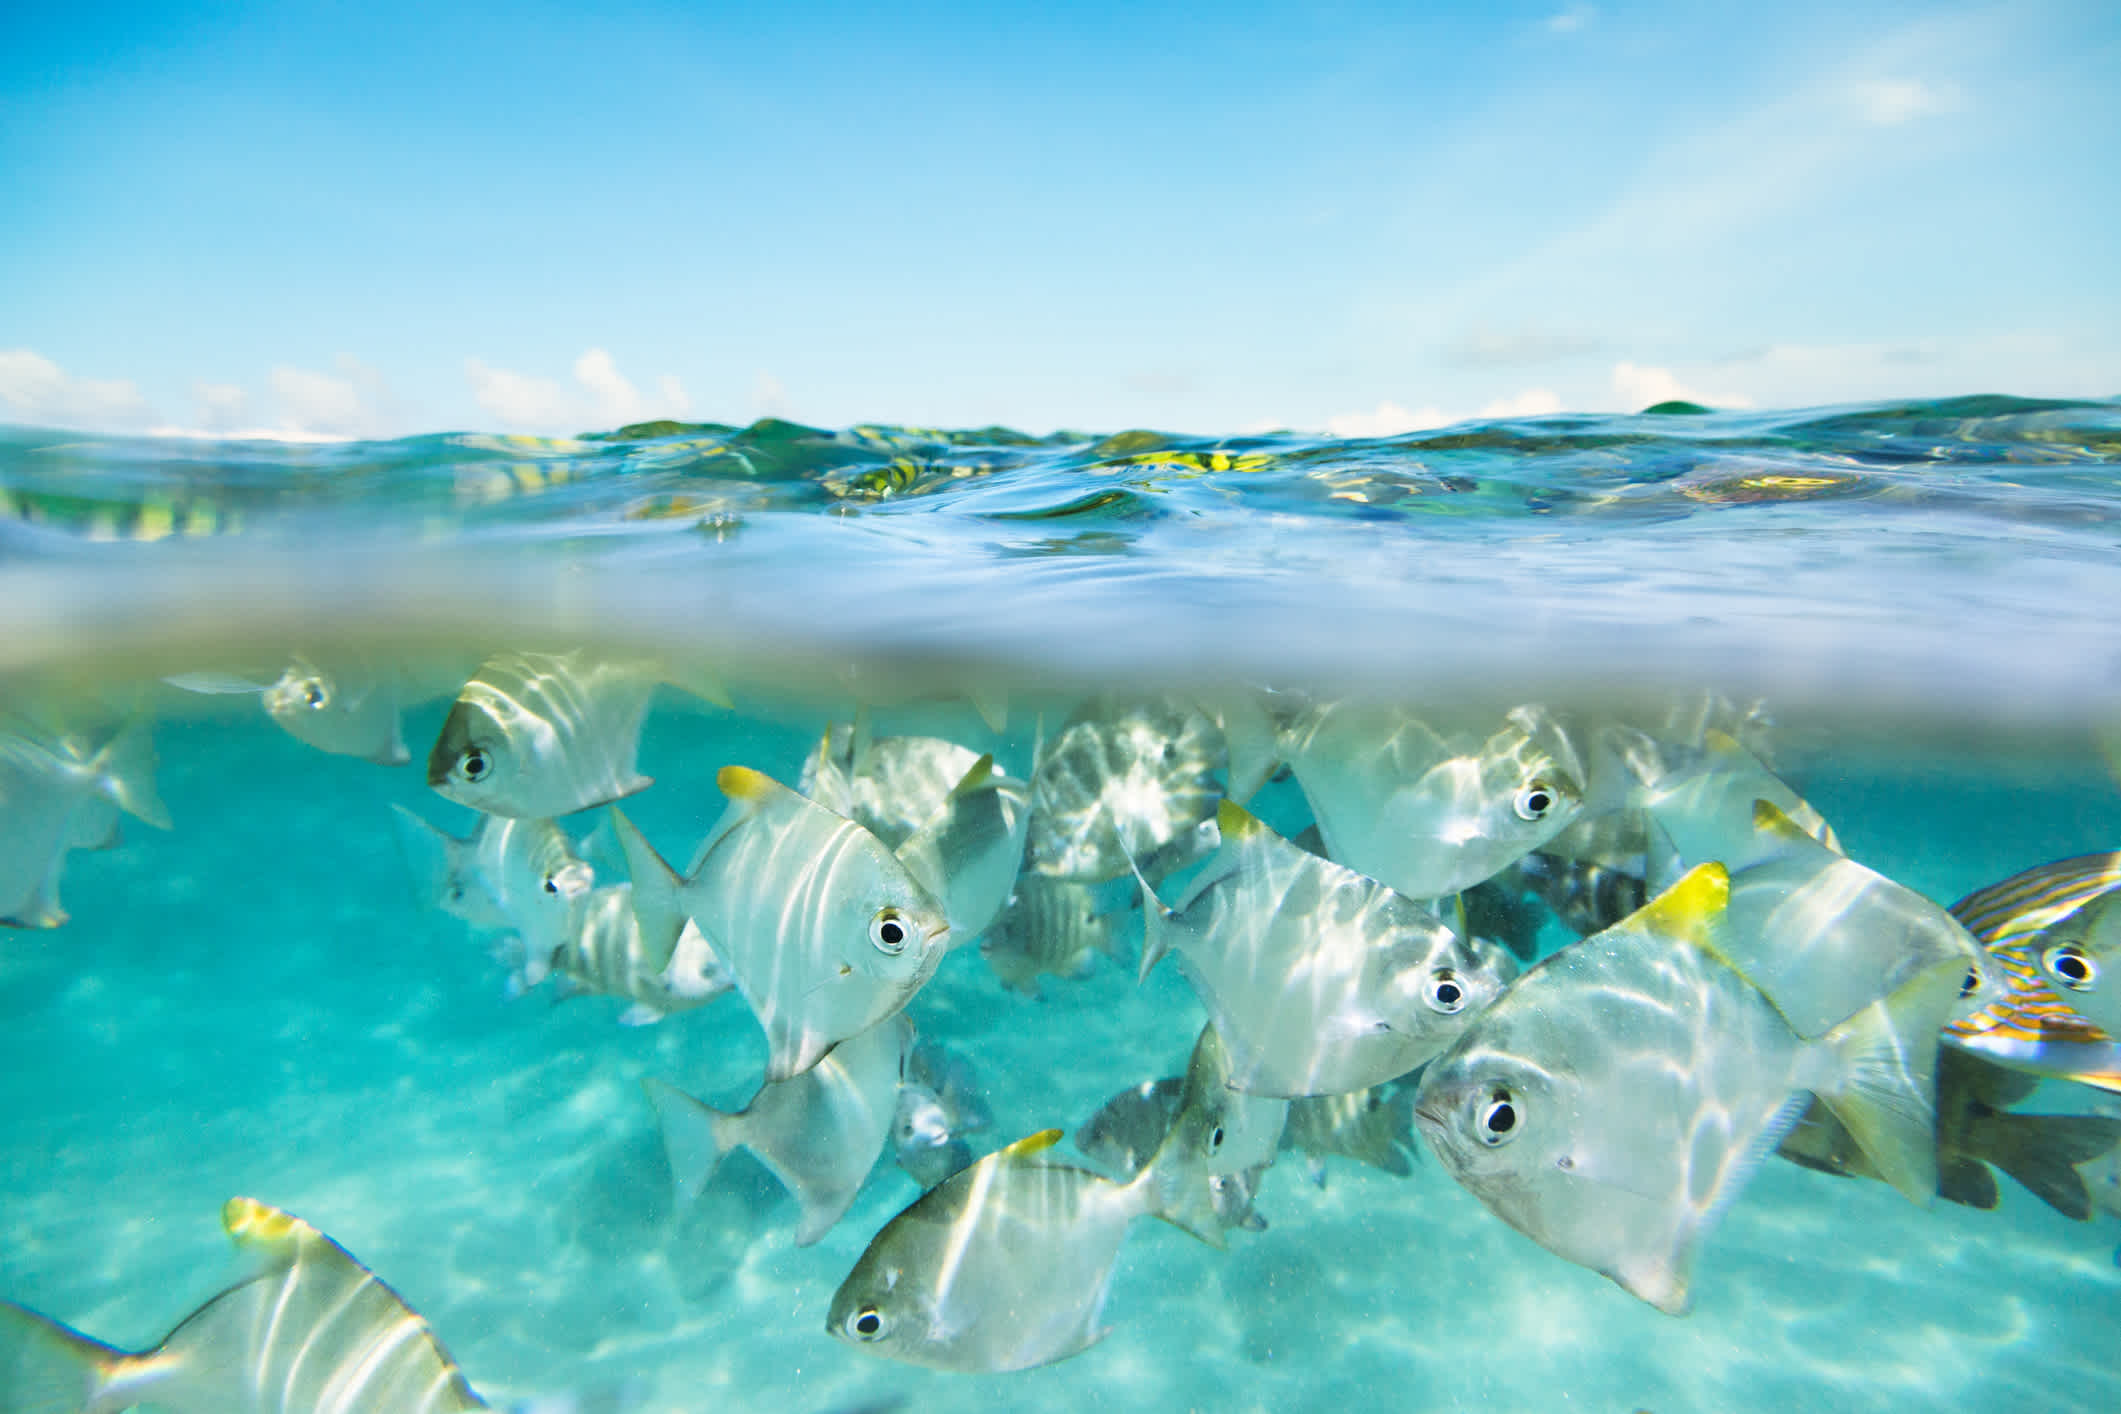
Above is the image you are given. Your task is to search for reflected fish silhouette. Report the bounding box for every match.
[1414,864,1954,1314]
[428,651,664,818]
[615,767,950,1079]
[0,718,169,929]
[1140,800,1517,1097]
[1944,851,2121,1093]
[0,1197,486,1412]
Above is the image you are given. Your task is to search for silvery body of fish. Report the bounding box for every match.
[1074,1074,1272,1239]
[546,883,733,1025]
[1278,701,1586,900]
[0,1197,486,1412]
[391,805,594,986]
[800,720,984,851]
[428,651,662,819]
[1944,851,2121,1093]
[261,655,410,766]
[979,871,1125,996]
[1027,696,1224,882]
[892,755,1032,949]
[1141,800,1518,1097]
[893,1036,992,1188]
[644,1016,910,1245]
[616,766,951,1079]
[1413,863,1955,1314]
[0,719,169,929]
[1627,727,1840,882]
[1080,1073,1415,1187]
[828,1129,1173,1373]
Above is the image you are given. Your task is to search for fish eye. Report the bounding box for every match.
[456,747,493,783]
[1477,1088,1520,1146]
[1959,965,1980,998]
[543,874,561,895]
[2043,944,2097,992]
[845,1306,890,1342]
[1426,969,1467,1014]
[869,908,918,955]
[1208,1124,1225,1153]
[1513,781,1557,822]
[298,678,328,710]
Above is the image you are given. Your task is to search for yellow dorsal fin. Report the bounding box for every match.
[717,764,779,802]
[1632,861,1730,950]
[1752,798,1811,840]
[1215,797,1263,839]
[223,1197,304,1247]
[999,1128,1064,1160]
[1703,728,1745,757]
[949,754,996,799]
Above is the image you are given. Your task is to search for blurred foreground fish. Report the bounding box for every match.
[828,1128,1200,1372]
[1279,702,1586,900]
[0,1196,486,1412]
[169,653,410,765]
[391,805,594,987]
[0,719,170,929]
[1140,800,1517,1097]
[645,1016,910,1245]
[979,871,1125,995]
[1778,1047,2121,1218]
[616,767,950,1079]
[429,651,674,818]
[1944,851,2121,1093]
[1027,696,1223,882]
[1414,864,1955,1314]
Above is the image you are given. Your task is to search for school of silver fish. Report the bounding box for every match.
[5,656,2121,1405]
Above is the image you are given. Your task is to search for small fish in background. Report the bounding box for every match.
[1414,864,1956,1315]
[892,755,1033,950]
[1130,1023,1286,1247]
[1280,1084,1423,1185]
[1026,695,1224,883]
[615,768,951,1079]
[0,1197,486,1412]
[167,652,412,765]
[1457,870,1552,963]
[1076,1076,1186,1179]
[893,1034,992,1188]
[1945,852,2121,1093]
[1277,700,1587,901]
[1139,800,1517,1098]
[543,884,734,1026]
[979,869,1127,995]
[391,804,594,987]
[1777,1046,2121,1218]
[1507,851,1649,944]
[0,717,170,929]
[2085,1098,2121,1222]
[827,1128,1206,1373]
[429,650,672,819]
[644,1016,910,1245]
[800,714,986,849]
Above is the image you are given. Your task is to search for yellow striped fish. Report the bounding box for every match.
[1944,851,2121,1094]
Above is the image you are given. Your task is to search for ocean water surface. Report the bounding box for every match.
[2,396,2119,1412]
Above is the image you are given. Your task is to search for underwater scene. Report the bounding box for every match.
[3,396,2121,1413]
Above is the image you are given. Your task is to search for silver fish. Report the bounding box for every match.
[616,766,951,1079]
[0,719,169,929]
[800,717,985,850]
[1280,1085,1422,1182]
[893,1035,993,1189]
[892,755,1032,949]
[0,1197,486,1412]
[1279,701,1586,900]
[428,651,662,818]
[827,1129,1175,1372]
[1073,1074,1270,1237]
[1510,851,1649,941]
[644,1015,910,1245]
[1027,696,1223,882]
[262,654,410,766]
[545,884,733,1025]
[1141,800,1517,1097]
[979,871,1124,996]
[1414,864,1955,1314]
[1632,728,1840,880]
[391,805,594,986]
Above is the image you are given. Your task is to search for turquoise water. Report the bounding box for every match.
[2,396,2120,1412]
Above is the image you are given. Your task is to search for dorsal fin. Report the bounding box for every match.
[1630,861,1729,953]
[948,754,997,799]
[1215,798,1265,840]
[717,764,780,804]
[1751,798,1812,842]
[998,1128,1064,1160]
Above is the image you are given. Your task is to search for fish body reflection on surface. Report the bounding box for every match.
[391,805,594,987]
[827,1129,1187,1373]
[616,767,951,1079]
[1945,852,2121,1093]
[1777,1046,2121,1218]
[800,717,985,850]
[892,755,1032,949]
[1141,800,1516,1097]
[428,651,664,819]
[1278,701,1586,900]
[0,719,169,929]
[1027,696,1223,883]
[645,1016,910,1245]
[979,871,1125,995]
[0,1197,486,1412]
[261,654,410,766]
[544,883,733,1025]
[1414,864,1955,1314]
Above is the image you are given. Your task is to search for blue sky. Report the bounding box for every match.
[2,0,2116,439]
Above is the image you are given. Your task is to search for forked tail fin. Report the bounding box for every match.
[0,1300,126,1414]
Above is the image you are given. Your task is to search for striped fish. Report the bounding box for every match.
[0,1197,485,1413]
[1943,851,2121,1094]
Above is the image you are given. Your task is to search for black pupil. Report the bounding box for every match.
[1960,967,1979,997]
[463,750,488,779]
[1487,1100,1517,1135]
[854,1310,880,1336]
[1525,790,1550,813]
[1209,1125,1225,1150]
[544,877,559,894]
[2057,953,2090,982]
[1437,981,1462,1005]
[879,919,904,946]
[304,684,325,708]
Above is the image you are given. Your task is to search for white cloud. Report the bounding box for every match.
[1612,361,1754,410]
[1850,78,1960,125]
[1326,400,1454,438]
[0,349,154,429]
[465,349,691,432]
[192,381,250,431]
[751,371,791,420]
[1544,4,1595,34]
[268,355,398,439]
[1478,387,1564,418]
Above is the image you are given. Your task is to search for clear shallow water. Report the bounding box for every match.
[2,398,2120,1413]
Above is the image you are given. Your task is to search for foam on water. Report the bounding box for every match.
[2,400,2119,1412]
